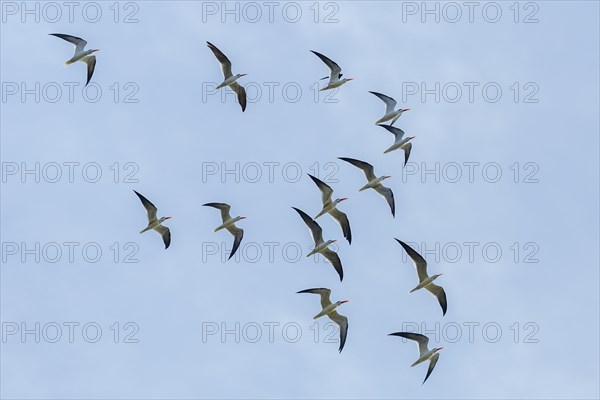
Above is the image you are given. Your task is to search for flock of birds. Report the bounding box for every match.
[50,33,448,384]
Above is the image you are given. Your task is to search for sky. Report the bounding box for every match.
[1,1,599,399]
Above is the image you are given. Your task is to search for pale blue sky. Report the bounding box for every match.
[1,1,599,399]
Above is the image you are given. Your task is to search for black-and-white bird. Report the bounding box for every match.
[338,157,395,217]
[378,125,415,165]
[134,190,172,249]
[369,91,410,125]
[396,239,447,316]
[49,33,99,86]
[310,50,353,90]
[292,207,344,281]
[203,203,246,260]
[389,332,443,384]
[297,288,349,352]
[207,41,247,112]
[308,174,352,244]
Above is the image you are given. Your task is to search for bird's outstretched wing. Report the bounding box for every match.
[49,33,87,55]
[155,225,171,249]
[297,288,332,309]
[330,208,351,245]
[425,283,447,316]
[389,331,430,356]
[322,248,344,282]
[328,311,348,353]
[292,207,324,245]
[310,50,342,84]
[369,91,397,115]
[338,157,376,181]
[379,124,405,142]
[423,352,440,384]
[134,190,158,222]
[230,82,247,112]
[395,239,428,282]
[82,55,96,86]
[308,174,334,204]
[207,41,233,79]
[203,203,233,223]
[374,185,395,217]
[226,226,244,260]
[403,142,412,166]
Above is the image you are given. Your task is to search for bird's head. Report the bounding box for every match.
[346,77,354,81]
[162,216,173,221]
[335,197,349,204]
[337,300,350,306]
[402,108,410,113]
[91,49,100,53]
[434,273,443,279]
[382,175,392,180]
[434,347,444,352]
[237,73,248,78]
[408,136,416,141]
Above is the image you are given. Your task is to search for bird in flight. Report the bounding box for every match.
[292,207,344,281]
[133,190,172,249]
[338,157,395,217]
[308,174,352,244]
[396,239,447,316]
[203,203,246,260]
[389,332,443,384]
[369,91,410,125]
[207,41,248,112]
[310,50,353,91]
[378,125,415,166]
[297,288,350,352]
[49,33,99,86]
